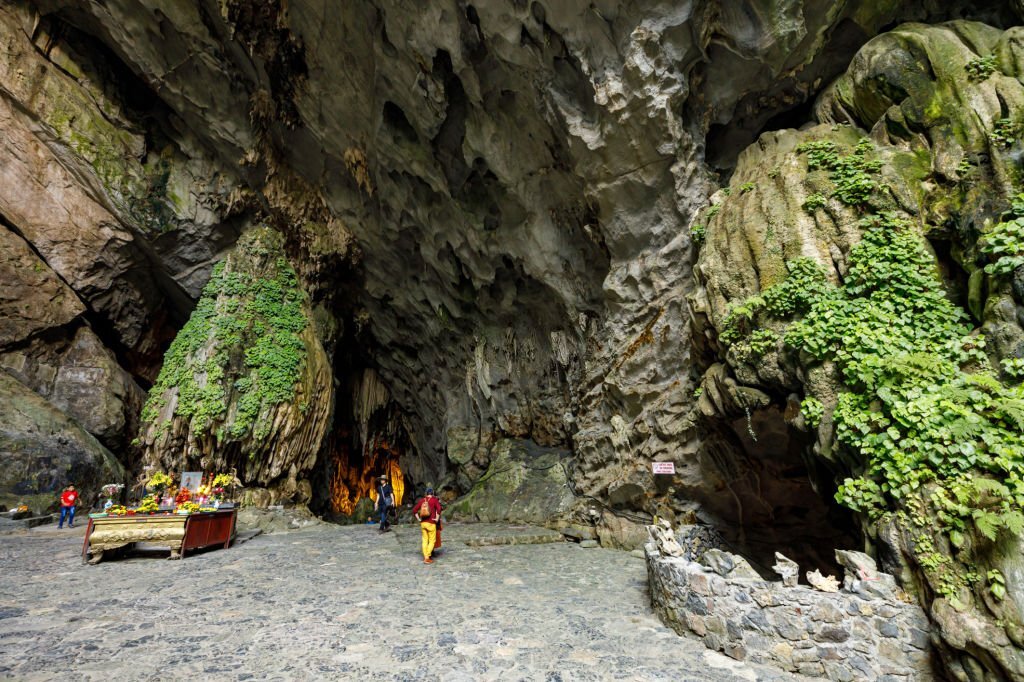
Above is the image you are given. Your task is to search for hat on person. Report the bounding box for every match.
[426,487,434,494]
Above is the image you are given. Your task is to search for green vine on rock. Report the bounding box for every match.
[965,55,998,82]
[801,396,824,429]
[796,138,882,208]
[781,214,1024,543]
[718,131,1024,552]
[980,193,1024,275]
[140,229,309,446]
[991,118,1020,148]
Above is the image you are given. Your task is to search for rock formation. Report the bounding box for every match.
[1,0,1023,678]
[136,227,333,501]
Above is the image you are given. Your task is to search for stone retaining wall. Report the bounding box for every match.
[646,547,935,680]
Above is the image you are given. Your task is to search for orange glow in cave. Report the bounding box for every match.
[328,439,404,516]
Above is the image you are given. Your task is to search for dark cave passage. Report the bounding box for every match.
[694,403,860,576]
[306,322,427,524]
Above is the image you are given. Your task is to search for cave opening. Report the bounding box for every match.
[307,324,420,524]
[694,401,861,577]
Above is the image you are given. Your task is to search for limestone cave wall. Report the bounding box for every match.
[2,1,1024,678]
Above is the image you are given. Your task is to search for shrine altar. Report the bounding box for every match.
[82,509,237,564]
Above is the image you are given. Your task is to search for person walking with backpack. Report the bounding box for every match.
[57,484,78,529]
[412,488,442,564]
[376,475,394,533]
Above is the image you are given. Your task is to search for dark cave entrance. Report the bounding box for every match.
[309,368,413,524]
[303,322,422,523]
[693,402,860,576]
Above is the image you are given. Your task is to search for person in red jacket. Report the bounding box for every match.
[412,488,442,564]
[58,484,78,529]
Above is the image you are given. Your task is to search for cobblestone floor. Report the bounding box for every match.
[0,521,798,681]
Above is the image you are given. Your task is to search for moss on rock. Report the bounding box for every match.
[137,226,332,488]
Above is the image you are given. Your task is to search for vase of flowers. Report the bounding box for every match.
[100,483,124,509]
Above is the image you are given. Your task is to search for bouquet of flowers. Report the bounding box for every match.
[176,501,200,514]
[174,487,192,505]
[135,495,159,514]
[147,471,173,492]
[100,483,124,499]
[210,473,233,502]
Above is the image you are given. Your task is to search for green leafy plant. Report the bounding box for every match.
[980,195,1024,275]
[965,55,998,82]
[779,216,1024,539]
[796,138,881,208]
[748,329,777,356]
[739,182,755,194]
[803,193,827,213]
[988,569,1007,601]
[801,396,824,429]
[719,258,829,345]
[991,118,1019,148]
[691,223,706,245]
[1002,357,1024,380]
[718,133,1024,550]
[722,208,1024,542]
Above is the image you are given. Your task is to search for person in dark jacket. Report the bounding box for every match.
[376,475,394,533]
[412,488,442,564]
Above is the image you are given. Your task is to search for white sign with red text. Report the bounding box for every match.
[652,462,676,475]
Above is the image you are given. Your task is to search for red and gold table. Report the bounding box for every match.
[81,509,237,564]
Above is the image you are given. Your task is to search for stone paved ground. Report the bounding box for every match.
[0,520,800,681]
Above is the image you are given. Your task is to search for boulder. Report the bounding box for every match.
[446,438,574,525]
[3,325,144,452]
[648,520,685,557]
[674,523,727,562]
[836,549,898,600]
[0,226,84,348]
[0,370,124,513]
[137,227,332,488]
[806,569,840,593]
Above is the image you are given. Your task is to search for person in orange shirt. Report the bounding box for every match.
[411,488,442,564]
[57,485,78,529]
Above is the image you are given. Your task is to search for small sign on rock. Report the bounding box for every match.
[652,462,675,474]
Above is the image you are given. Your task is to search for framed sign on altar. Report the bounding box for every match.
[180,472,203,492]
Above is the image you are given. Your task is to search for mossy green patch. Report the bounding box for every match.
[719,134,1024,587]
[140,228,309,445]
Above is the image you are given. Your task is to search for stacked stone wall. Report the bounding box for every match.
[646,547,935,680]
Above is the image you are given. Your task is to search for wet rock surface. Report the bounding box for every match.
[0,522,799,681]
